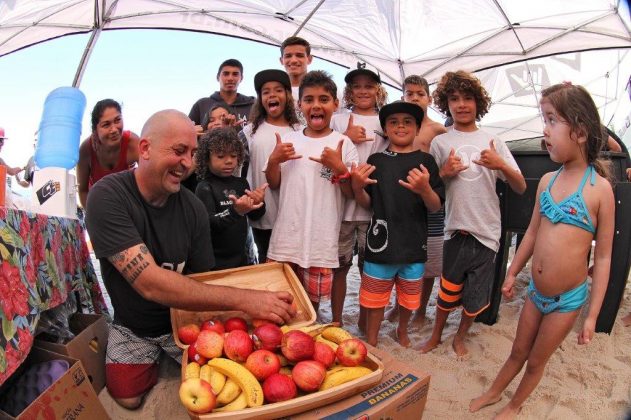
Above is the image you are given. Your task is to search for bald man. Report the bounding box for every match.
[85,110,295,409]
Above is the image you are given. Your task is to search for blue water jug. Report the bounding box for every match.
[35,87,86,169]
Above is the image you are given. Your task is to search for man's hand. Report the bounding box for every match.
[309,139,348,175]
[440,148,468,178]
[344,114,373,144]
[350,162,378,191]
[473,139,505,170]
[238,290,297,325]
[399,164,431,194]
[245,183,268,205]
[269,133,302,164]
[229,194,263,216]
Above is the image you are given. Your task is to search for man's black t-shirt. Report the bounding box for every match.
[86,170,214,337]
[364,150,445,265]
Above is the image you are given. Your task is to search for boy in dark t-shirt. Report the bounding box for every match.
[351,101,444,347]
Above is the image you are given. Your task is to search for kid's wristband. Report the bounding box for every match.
[331,171,351,184]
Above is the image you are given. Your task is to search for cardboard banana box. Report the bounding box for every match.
[171,262,385,419]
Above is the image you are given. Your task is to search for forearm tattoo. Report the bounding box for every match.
[109,245,151,285]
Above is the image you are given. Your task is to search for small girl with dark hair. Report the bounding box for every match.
[470,82,614,418]
[195,127,267,270]
[242,69,301,262]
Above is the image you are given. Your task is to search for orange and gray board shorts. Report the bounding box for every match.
[437,231,496,316]
[268,260,333,303]
[359,261,425,310]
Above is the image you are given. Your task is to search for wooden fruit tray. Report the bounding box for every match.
[170,262,385,419]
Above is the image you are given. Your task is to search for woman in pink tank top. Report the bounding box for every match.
[77,99,139,208]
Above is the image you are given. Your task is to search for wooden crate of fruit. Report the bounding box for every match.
[171,262,385,419]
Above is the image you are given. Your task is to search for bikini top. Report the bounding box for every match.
[539,165,596,234]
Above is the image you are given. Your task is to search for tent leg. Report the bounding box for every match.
[72,28,101,88]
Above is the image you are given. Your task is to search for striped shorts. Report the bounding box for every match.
[360,261,424,310]
[268,259,333,303]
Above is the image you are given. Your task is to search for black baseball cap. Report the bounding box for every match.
[379,101,424,129]
[344,63,381,84]
[254,69,291,94]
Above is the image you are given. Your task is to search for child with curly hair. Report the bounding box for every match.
[195,127,267,269]
[421,70,526,357]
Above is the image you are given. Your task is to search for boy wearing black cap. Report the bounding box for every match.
[329,64,388,326]
[351,101,444,347]
[243,69,301,262]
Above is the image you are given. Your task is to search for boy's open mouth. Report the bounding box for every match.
[309,113,325,124]
[267,100,280,112]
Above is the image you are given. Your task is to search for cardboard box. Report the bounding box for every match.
[289,347,430,419]
[35,313,108,393]
[31,167,77,219]
[0,347,109,419]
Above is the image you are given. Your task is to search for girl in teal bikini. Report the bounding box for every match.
[469,82,615,419]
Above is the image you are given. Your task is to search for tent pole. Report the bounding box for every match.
[293,0,325,36]
[72,28,101,87]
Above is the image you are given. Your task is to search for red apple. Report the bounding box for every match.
[252,323,283,352]
[281,330,315,362]
[292,360,326,392]
[200,319,225,335]
[336,338,368,367]
[263,373,297,403]
[179,378,216,414]
[313,342,336,368]
[224,317,248,332]
[252,318,273,328]
[245,349,281,381]
[187,341,208,365]
[223,330,254,362]
[196,330,224,359]
[177,323,200,345]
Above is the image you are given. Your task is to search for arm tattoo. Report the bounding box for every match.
[109,245,151,285]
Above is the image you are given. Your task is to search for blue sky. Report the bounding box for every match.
[0,29,409,184]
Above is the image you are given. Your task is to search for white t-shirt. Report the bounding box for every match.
[430,128,520,252]
[330,112,387,221]
[244,121,301,230]
[267,130,359,268]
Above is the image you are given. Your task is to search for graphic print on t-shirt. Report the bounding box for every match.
[455,144,484,181]
[366,218,388,253]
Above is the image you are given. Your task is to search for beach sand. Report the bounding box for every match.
[97,258,631,419]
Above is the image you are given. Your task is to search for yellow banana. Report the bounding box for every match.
[281,323,337,337]
[199,365,226,395]
[184,362,200,379]
[208,358,264,407]
[213,391,247,412]
[315,334,339,351]
[216,378,240,406]
[321,327,353,344]
[319,366,373,391]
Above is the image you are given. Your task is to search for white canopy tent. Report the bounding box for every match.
[1,0,630,139]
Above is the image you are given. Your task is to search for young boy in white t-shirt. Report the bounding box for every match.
[266,70,359,313]
[329,65,388,326]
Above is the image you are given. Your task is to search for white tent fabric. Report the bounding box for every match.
[1,0,630,139]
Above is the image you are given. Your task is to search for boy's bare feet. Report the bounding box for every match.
[384,305,398,322]
[452,335,468,357]
[494,404,519,420]
[469,392,502,412]
[396,326,411,348]
[622,312,631,327]
[419,337,440,353]
[411,310,426,326]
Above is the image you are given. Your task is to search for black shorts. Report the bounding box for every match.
[437,231,496,316]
